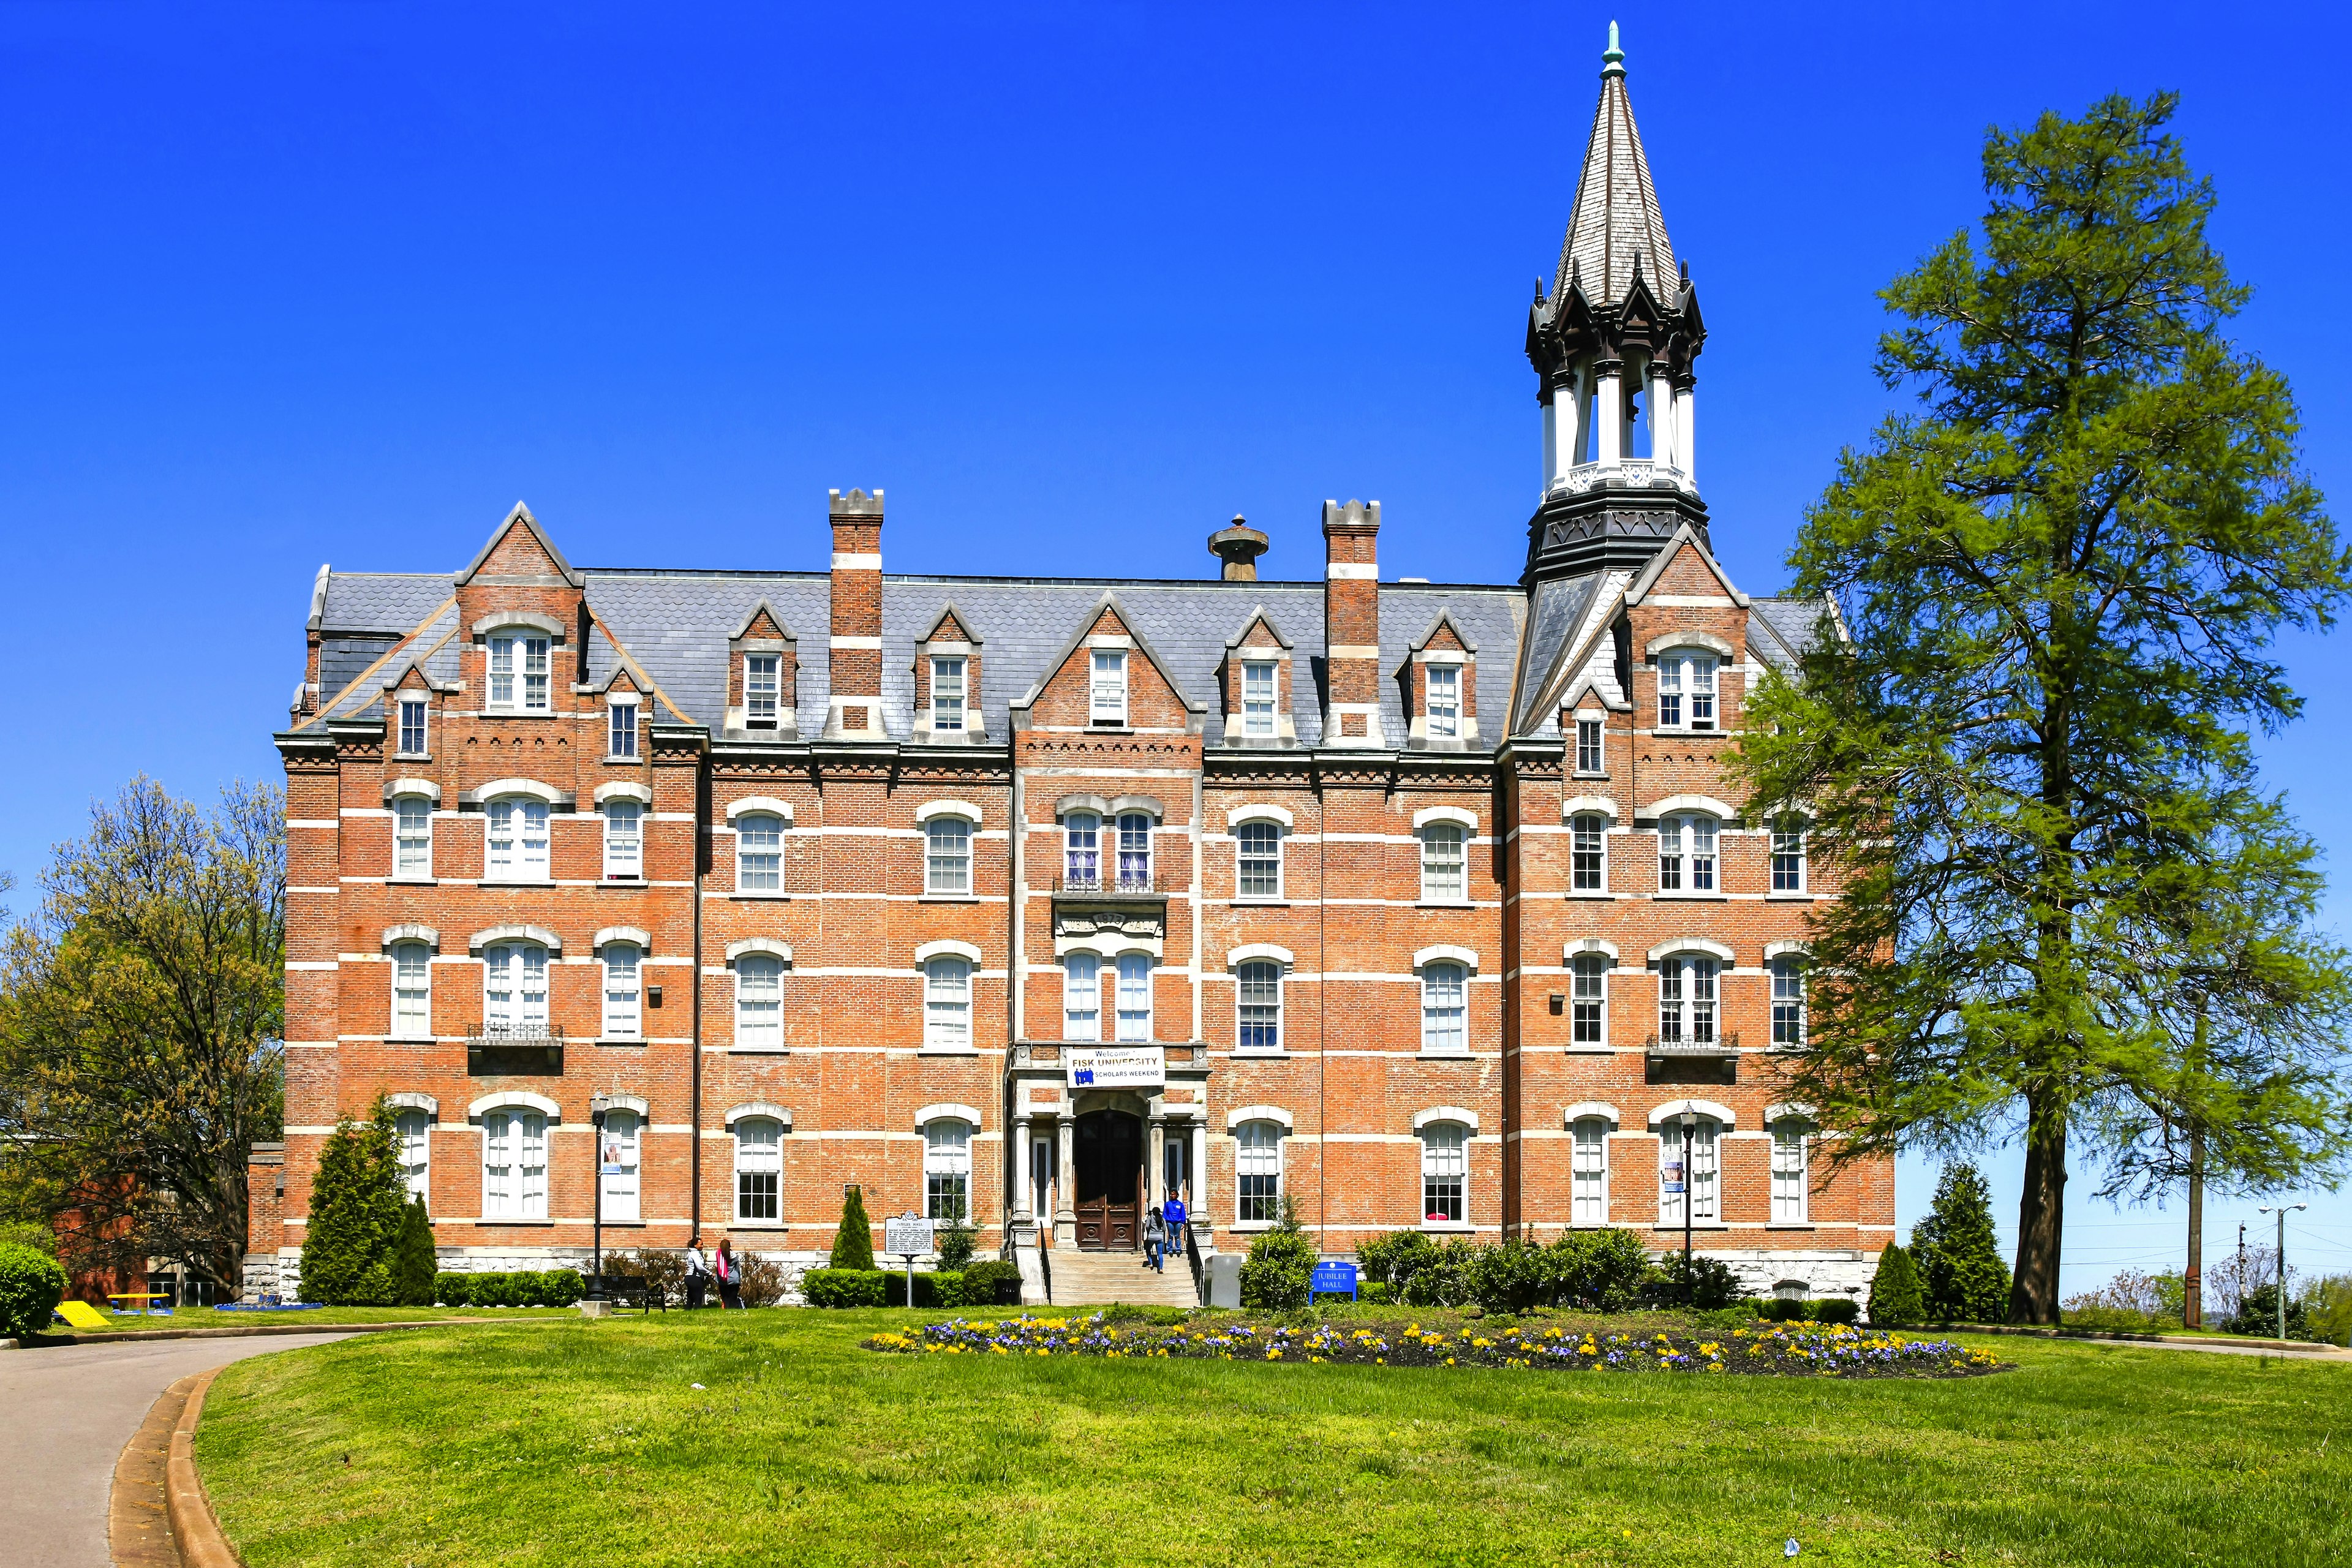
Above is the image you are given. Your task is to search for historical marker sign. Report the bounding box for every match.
[884,1215,937,1257]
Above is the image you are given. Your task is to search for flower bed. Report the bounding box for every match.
[866,1314,2006,1378]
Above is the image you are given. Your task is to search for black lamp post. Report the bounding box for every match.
[588,1091,610,1301]
[1678,1109,1697,1303]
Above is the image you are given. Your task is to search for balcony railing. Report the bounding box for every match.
[1644,1030,1741,1057]
[467,1022,565,1076]
[1053,869,1163,897]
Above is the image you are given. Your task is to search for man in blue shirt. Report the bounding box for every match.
[1163,1188,1188,1256]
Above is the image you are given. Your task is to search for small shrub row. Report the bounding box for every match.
[802,1260,1023,1310]
[1757,1297,1861,1325]
[434,1268,583,1308]
[1355,1227,1657,1313]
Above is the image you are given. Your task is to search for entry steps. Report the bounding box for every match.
[1043,1247,1201,1310]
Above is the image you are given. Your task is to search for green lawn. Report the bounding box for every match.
[58,1303,578,1332]
[194,1309,2350,1567]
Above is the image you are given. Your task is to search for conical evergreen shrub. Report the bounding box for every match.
[393,1197,439,1306]
[298,1101,406,1305]
[1868,1243,1924,1328]
[1912,1163,2011,1322]
[830,1186,875,1271]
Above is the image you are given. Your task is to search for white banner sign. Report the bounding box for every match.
[1065,1046,1165,1088]
[883,1215,936,1257]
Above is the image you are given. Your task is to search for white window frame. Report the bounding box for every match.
[1570,953,1607,1046]
[602,799,643,881]
[1115,952,1153,1042]
[924,956,972,1049]
[1570,813,1606,892]
[734,1117,782,1221]
[1771,820,1807,892]
[1420,961,1468,1055]
[1235,1120,1282,1224]
[736,812,783,892]
[1115,812,1152,891]
[486,633,551,714]
[925,816,973,895]
[1425,663,1460,739]
[481,943,549,1038]
[744,652,782,729]
[1657,953,1719,1045]
[1658,813,1716,894]
[397,696,429,757]
[1090,650,1128,725]
[1771,956,1806,1047]
[1063,952,1101,1041]
[734,953,784,1051]
[391,940,433,1039]
[608,700,639,759]
[602,943,641,1041]
[1570,1118,1608,1225]
[393,796,433,880]
[1575,714,1603,774]
[1235,959,1281,1052]
[481,1107,548,1220]
[1063,812,1101,888]
[924,1120,971,1221]
[1241,660,1276,736]
[1656,649,1716,732]
[1235,820,1283,900]
[394,1108,430,1204]
[1660,1118,1721,1225]
[600,1107,640,1223]
[484,797,551,883]
[1771,1118,1811,1223]
[930,656,966,733]
[1420,823,1466,903]
[1420,1121,1467,1224]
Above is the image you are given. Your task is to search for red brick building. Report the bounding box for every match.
[258,40,1891,1306]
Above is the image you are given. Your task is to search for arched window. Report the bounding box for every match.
[1659,1117,1721,1224]
[485,797,550,881]
[1421,1121,1467,1224]
[1116,813,1153,889]
[1235,959,1281,1051]
[1420,962,1468,1054]
[734,1117,781,1221]
[737,813,783,892]
[600,1107,640,1223]
[1771,956,1806,1046]
[1062,952,1101,1041]
[1570,813,1607,891]
[1420,823,1466,902]
[602,944,641,1041]
[734,953,783,1050]
[1115,953,1153,1041]
[1657,954,1718,1045]
[1235,820,1283,899]
[1570,1118,1608,1224]
[925,816,971,895]
[1658,813,1716,893]
[394,1109,430,1203]
[1063,812,1101,888]
[394,796,433,879]
[391,941,432,1039]
[482,1106,548,1219]
[925,1120,971,1221]
[486,630,550,712]
[1771,1117,1812,1223]
[1570,954,1608,1046]
[602,799,642,880]
[482,943,548,1038]
[1656,649,1716,732]
[1235,1120,1282,1223]
[925,956,971,1048]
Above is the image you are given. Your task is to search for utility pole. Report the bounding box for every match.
[2237,1223,2247,1325]
[2256,1204,2307,1341]
[2184,1007,2206,1329]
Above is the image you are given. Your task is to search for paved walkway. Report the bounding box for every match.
[0,1331,352,1568]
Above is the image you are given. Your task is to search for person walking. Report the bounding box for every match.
[1163,1187,1188,1267]
[683,1235,708,1310]
[1143,1206,1167,1273]
[715,1238,742,1309]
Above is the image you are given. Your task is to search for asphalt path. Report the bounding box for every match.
[0,1330,352,1568]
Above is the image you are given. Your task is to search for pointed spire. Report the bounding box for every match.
[1547,23,1676,313]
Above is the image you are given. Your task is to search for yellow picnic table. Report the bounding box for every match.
[55,1299,113,1330]
[106,1292,172,1316]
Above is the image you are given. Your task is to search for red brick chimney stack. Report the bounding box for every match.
[1322,498,1382,745]
[826,487,884,738]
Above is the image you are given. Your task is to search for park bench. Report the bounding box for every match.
[598,1275,666,1314]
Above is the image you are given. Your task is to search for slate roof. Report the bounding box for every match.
[1749,597,1830,669]
[1547,28,1677,313]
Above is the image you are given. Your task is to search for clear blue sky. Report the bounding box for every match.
[3,1,2346,1294]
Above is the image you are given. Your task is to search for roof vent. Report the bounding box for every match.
[1208,516,1270,581]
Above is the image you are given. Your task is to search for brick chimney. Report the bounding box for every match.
[1321,499,1382,745]
[826,488,884,739]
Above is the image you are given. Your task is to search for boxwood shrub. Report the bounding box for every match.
[802,1267,886,1308]
[432,1268,580,1308]
[0,1242,69,1340]
[884,1270,960,1309]
[957,1259,1023,1307]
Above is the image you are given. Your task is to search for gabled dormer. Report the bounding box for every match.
[912,605,986,744]
[383,656,459,762]
[1398,608,1480,749]
[725,599,800,739]
[455,503,586,720]
[1009,595,1205,735]
[1217,608,1297,746]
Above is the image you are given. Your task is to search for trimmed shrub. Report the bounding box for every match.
[1653,1252,1746,1309]
[537,1268,584,1307]
[803,1268,886,1308]
[1356,1227,1652,1313]
[958,1259,1023,1307]
[1359,1280,1395,1305]
[884,1270,960,1308]
[1869,1243,1925,1328]
[434,1272,471,1307]
[1240,1199,1317,1311]
[300,1102,407,1305]
[0,1241,70,1339]
[393,1198,437,1307]
[830,1188,876,1271]
[1760,1297,1860,1324]
[1812,1298,1860,1325]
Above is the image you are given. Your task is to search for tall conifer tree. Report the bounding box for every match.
[1738,94,2352,1321]
[1911,1163,2010,1322]
[299,1101,405,1305]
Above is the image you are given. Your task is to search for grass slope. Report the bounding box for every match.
[56,1305,579,1333]
[194,1310,2348,1567]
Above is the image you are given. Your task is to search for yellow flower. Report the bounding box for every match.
[1446,1356,1457,1365]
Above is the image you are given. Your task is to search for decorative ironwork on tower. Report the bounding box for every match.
[1523,21,1709,584]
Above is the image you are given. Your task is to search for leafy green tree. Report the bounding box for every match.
[0,782,285,1294]
[393,1197,438,1308]
[0,1242,69,1340]
[1736,94,2352,1322]
[300,1102,405,1305]
[1910,1164,2011,1322]
[1868,1244,1924,1329]
[829,1186,875,1271]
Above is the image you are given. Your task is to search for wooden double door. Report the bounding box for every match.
[1074,1109,1142,1250]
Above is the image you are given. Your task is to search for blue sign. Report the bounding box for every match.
[1310,1261,1358,1300]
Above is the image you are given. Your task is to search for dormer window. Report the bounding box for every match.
[744,654,781,729]
[608,700,638,758]
[1242,660,1276,736]
[488,633,550,713]
[1657,650,1716,731]
[1091,650,1127,725]
[398,697,429,756]
[1427,665,1460,739]
[931,657,966,733]
[1575,715,1604,773]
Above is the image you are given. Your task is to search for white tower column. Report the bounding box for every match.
[1055,1115,1076,1243]
[1593,362,1624,467]
[1676,381,1697,490]
[1648,363,1677,473]
[1012,1112,1033,1221]
[1540,394,1559,491]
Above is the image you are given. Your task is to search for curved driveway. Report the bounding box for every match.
[1,1332,352,1568]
